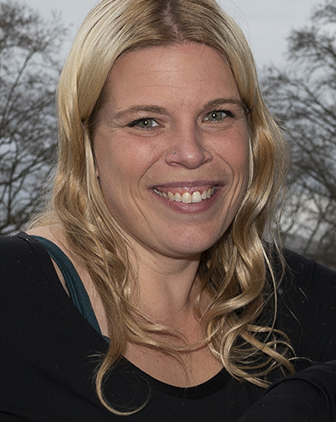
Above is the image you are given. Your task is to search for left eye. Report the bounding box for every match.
[204,110,231,122]
[130,118,159,129]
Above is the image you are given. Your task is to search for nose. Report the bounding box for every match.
[165,126,212,169]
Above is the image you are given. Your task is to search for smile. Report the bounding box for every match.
[153,187,216,203]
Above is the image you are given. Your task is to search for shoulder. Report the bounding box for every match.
[0,232,54,291]
[267,245,336,299]
[274,249,336,362]
[282,248,336,303]
[0,232,46,265]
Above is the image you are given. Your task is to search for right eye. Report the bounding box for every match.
[129,118,160,129]
[203,110,234,122]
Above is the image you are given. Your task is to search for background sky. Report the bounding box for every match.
[23,0,321,70]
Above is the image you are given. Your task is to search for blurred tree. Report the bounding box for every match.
[262,0,336,269]
[0,0,67,234]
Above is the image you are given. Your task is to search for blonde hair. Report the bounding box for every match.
[35,0,293,414]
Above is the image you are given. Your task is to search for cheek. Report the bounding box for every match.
[94,134,161,199]
[97,130,159,172]
[216,127,250,174]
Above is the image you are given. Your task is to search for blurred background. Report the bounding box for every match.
[1,0,335,268]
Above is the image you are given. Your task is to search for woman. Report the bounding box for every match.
[0,0,335,420]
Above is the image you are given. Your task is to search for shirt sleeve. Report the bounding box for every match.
[239,250,336,422]
[238,360,336,422]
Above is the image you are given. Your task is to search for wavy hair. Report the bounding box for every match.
[35,0,294,414]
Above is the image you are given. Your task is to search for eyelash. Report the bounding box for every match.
[128,118,159,129]
[203,109,235,121]
[127,109,236,129]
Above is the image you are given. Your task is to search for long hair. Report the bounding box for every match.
[35,0,293,414]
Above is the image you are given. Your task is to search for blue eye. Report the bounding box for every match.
[130,118,159,129]
[204,110,234,122]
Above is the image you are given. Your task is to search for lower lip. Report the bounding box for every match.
[150,187,222,214]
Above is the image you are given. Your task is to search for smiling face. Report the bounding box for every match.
[94,43,250,260]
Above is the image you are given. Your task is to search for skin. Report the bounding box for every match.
[94,42,250,319]
[29,42,250,386]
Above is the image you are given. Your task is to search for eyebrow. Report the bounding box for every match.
[112,98,245,121]
[113,105,167,121]
[203,98,244,108]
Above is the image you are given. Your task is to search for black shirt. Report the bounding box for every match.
[0,233,336,421]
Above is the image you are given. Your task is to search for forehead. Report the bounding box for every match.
[105,43,240,108]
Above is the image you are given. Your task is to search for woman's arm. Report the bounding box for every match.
[239,361,336,422]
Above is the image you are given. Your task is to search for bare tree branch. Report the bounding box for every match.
[262,0,336,269]
[0,0,68,234]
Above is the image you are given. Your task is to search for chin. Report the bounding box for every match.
[163,235,221,259]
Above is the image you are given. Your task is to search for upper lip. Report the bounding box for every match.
[151,180,225,189]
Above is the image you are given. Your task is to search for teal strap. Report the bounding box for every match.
[32,235,102,336]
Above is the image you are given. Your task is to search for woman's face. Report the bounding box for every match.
[94,43,250,260]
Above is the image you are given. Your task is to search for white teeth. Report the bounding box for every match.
[168,192,175,201]
[154,188,216,203]
[154,189,168,199]
[182,192,192,203]
[192,191,202,203]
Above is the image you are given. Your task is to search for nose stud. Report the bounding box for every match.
[173,150,176,154]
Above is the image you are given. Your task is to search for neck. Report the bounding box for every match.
[128,245,202,325]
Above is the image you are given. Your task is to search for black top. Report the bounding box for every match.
[0,233,336,421]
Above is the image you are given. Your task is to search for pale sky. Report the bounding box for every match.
[23,0,320,69]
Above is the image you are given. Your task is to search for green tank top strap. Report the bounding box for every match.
[31,235,103,336]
